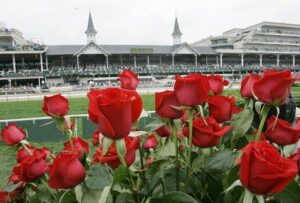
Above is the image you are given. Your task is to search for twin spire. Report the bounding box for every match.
[85,13,182,45]
[85,12,97,43]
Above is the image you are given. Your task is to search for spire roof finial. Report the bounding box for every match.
[172,17,182,36]
[85,12,97,34]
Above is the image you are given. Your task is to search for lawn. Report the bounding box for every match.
[0,94,155,120]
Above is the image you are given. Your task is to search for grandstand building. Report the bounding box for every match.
[1,13,300,88]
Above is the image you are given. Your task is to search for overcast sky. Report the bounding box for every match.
[1,0,300,45]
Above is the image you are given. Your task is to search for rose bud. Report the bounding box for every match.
[155,90,183,119]
[253,70,296,105]
[183,117,232,148]
[155,125,171,137]
[8,165,24,190]
[239,141,297,195]
[240,74,260,99]
[17,145,50,163]
[42,94,69,117]
[118,69,139,90]
[208,95,235,123]
[145,157,156,168]
[92,129,101,146]
[64,137,89,160]
[87,87,143,139]
[223,79,229,86]
[18,151,49,182]
[48,152,86,189]
[207,74,227,95]
[93,137,140,169]
[174,73,210,107]
[1,123,26,146]
[289,148,300,175]
[143,134,158,150]
[265,116,300,146]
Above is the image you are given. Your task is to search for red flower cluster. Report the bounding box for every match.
[93,137,140,169]
[241,70,296,105]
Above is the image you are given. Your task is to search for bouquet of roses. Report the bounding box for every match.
[1,69,300,203]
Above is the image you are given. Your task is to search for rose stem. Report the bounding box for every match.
[255,104,271,141]
[66,130,74,151]
[170,119,180,191]
[138,142,146,183]
[185,108,194,191]
[41,178,54,197]
[21,143,33,155]
[117,144,140,203]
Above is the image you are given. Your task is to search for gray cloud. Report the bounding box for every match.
[1,0,299,45]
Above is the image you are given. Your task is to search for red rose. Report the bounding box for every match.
[265,116,300,146]
[1,124,26,146]
[232,106,243,114]
[93,137,140,169]
[145,157,156,168]
[143,134,158,150]
[240,74,260,99]
[174,73,210,106]
[0,190,21,203]
[17,145,50,163]
[289,149,300,175]
[155,90,183,119]
[223,79,229,86]
[240,141,297,195]
[207,75,226,95]
[64,137,89,160]
[118,69,139,90]
[155,125,171,137]
[0,191,9,203]
[183,117,232,148]
[87,87,143,139]
[18,151,49,182]
[253,70,296,105]
[92,130,101,146]
[48,152,86,189]
[42,94,69,117]
[208,96,235,123]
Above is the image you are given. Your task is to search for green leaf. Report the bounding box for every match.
[231,109,254,136]
[152,191,198,203]
[3,182,22,192]
[82,190,101,203]
[115,193,128,203]
[58,190,77,203]
[129,131,148,137]
[113,165,129,185]
[274,181,300,203]
[74,185,83,203]
[157,142,176,157]
[145,120,165,132]
[98,186,111,203]
[116,138,126,158]
[243,189,254,203]
[102,137,113,155]
[204,149,235,173]
[86,165,112,190]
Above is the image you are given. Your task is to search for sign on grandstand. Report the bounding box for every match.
[130,48,153,53]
